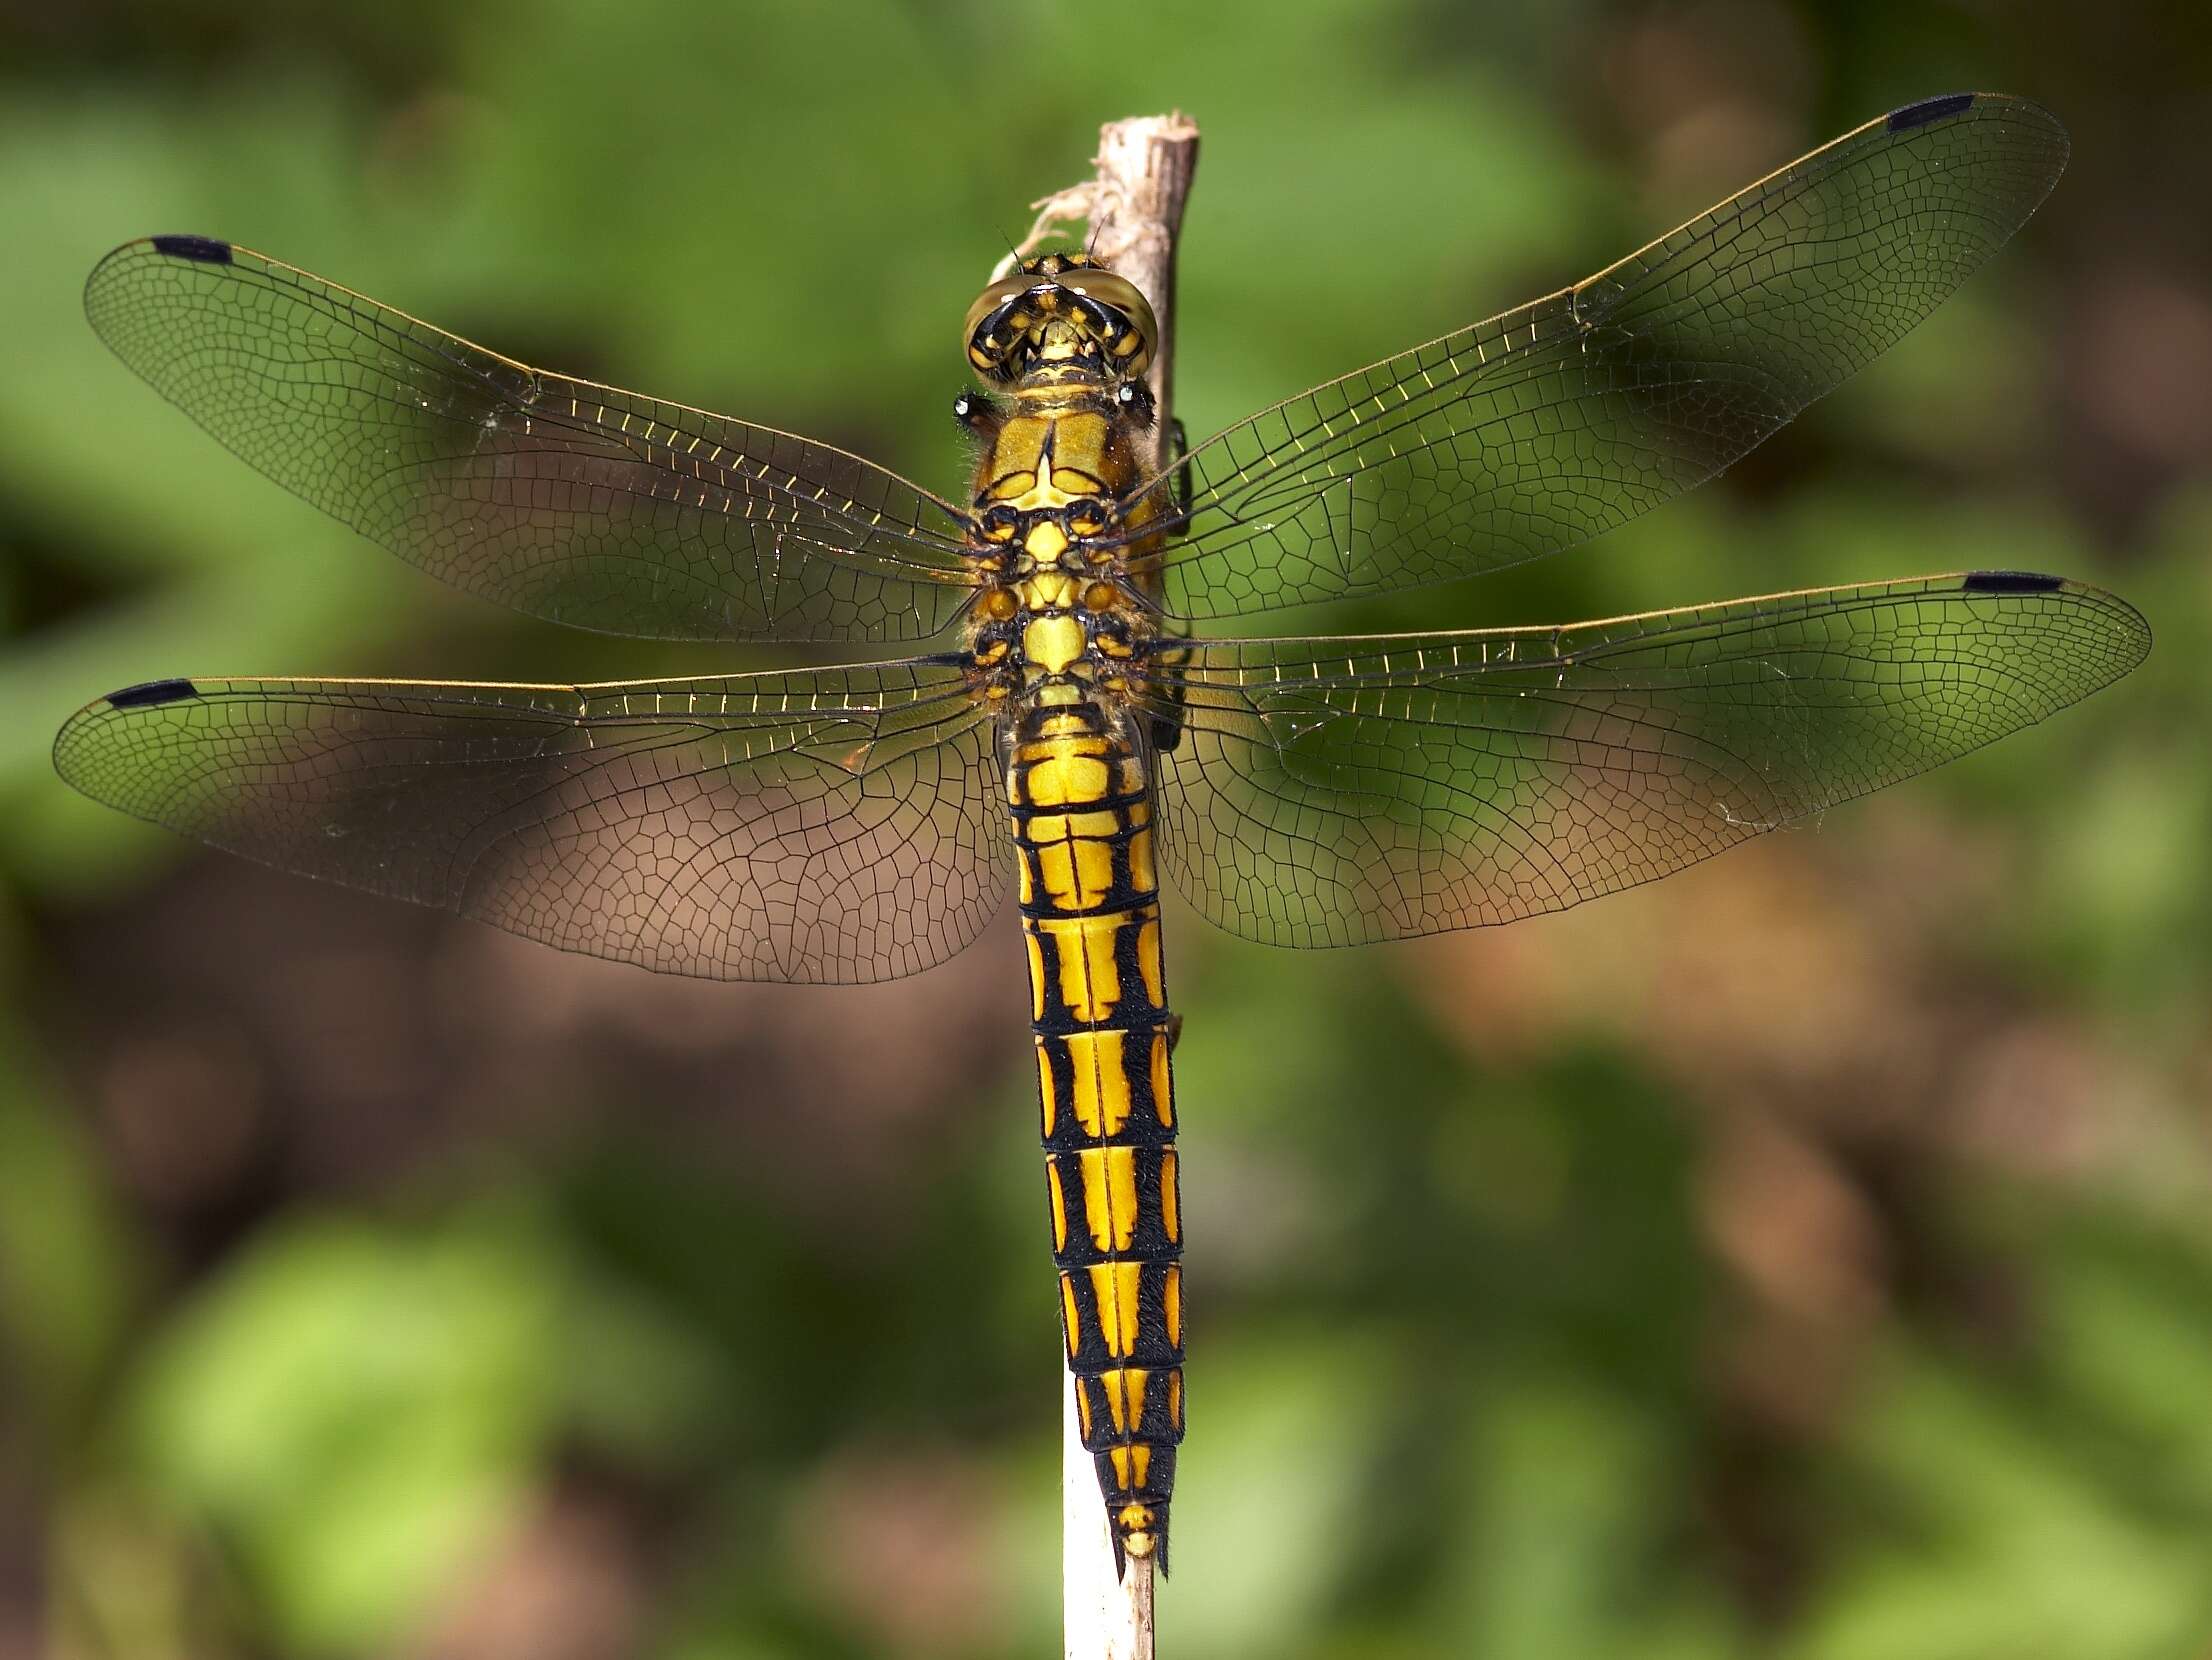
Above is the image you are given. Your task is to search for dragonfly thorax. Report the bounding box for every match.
[965,357,1163,712]
[967,565,1149,708]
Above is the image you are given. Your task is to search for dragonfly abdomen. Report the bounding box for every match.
[1008,702,1184,1575]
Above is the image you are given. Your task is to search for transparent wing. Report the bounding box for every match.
[54,663,1009,983]
[1139,94,2069,618]
[1140,574,2147,947]
[85,236,980,643]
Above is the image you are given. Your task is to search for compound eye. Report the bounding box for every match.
[980,504,1022,542]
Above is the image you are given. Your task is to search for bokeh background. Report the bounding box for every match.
[4,1,2210,1655]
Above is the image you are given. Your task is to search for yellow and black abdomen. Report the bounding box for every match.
[1008,702,1184,1573]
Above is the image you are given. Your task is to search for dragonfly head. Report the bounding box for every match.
[964,253,1156,385]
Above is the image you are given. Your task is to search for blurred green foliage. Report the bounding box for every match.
[3,1,2210,1655]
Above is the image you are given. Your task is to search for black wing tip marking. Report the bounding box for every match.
[1887,92,1979,132]
[146,234,234,265]
[1961,570,2067,595]
[105,677,202,710]
[1956,571,2153,673]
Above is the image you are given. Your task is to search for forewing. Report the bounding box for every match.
[85,236,979,643]
[1143,94,2069,618]
[1142,574,2147,947]
[54,664,1009,983]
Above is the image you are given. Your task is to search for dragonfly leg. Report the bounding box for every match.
[1168,417,1192,524]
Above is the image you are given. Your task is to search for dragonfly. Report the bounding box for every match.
[55,92,2148,1576]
